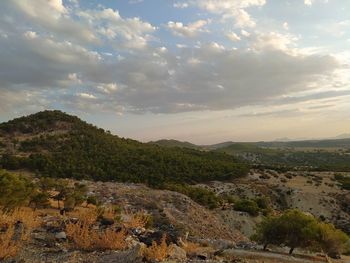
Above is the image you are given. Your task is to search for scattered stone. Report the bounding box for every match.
[55,231,67,240]
[168,244,187,261]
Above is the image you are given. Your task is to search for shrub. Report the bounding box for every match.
[234,199,260,216]
[95,228,128,251]
[65,210,127,251]
[143,234,172,262]
[317,222,350,258]
[123,211,150,229]
[86,195,98,207]
[164,183,220,209]
[334,174,350,190]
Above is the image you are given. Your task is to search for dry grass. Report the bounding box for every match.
[123,211,149,229]
[0,225,19,260]
[0,208,40,260]
[181,241,201,255]
[95,228,127,250]
[142,234,173,262]
[65,210,127,251]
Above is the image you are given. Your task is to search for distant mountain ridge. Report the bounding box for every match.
[151,137,350,171]
[149,139,201,150]
[152,135,350,151]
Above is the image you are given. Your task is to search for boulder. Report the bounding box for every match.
[98,243,145,263]
[168,244,187,261]
[55,231,67,240]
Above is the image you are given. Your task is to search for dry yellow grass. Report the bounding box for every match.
[0,208,40,260]
[181,241,201,255]
[142,234,173,262]
[0,225,19,260]
[95,228,128,250]
[123,211,149,229]
[65,209,127,251]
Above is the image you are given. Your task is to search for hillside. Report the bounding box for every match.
[150,139,201,150]
[257,139,350,149]
[0,111,249,186]
[216,143,350,172]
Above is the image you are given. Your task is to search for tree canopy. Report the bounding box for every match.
[253,209,349,258]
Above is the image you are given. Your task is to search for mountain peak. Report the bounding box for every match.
[0,110,83,135]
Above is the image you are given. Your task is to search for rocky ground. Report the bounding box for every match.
[3,169,350,262]
[199,170,350,237]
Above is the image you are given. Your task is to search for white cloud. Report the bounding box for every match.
[252,32,299,52]
[283,22,289,30]
[182,0,266,28]
[304,0,314,6]
[226,31,241,41]
[97,83,119,94]
[9,0,97,44]
[24,31,37,39]
[79,8,156,49]
[174,2,189,8]
[167,20,209,37]
[68,73,82,84]
[78,93,97,99]
[241,30,251,37]
[304,0,329,6]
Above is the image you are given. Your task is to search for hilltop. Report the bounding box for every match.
[0,110,248,186]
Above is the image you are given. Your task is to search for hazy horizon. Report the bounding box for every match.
[0,0,349,144]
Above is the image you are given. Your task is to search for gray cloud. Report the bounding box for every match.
[0,0,345,116]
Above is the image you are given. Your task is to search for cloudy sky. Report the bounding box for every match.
[0,0,349,143]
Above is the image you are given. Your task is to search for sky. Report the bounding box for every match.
[0,0,349,144]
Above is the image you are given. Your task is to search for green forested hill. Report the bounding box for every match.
[150,139,201,150]
[0,111,249,186]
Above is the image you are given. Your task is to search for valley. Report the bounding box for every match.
[0,111,349,262]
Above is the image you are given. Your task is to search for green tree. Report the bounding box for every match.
[317,222,350,258]
[277,210,319,254]
[30,191,50,210]
[253,209,348,257]
[0,170,33,210]
[52,179,70,209]
[252,216,285,250]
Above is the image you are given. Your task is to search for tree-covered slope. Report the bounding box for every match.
[0,111,249,186]
[150,139,201,150]
[216,143,350,172]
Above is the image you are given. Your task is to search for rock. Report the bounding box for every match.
[132,227,146,235]
[139,230,179,246]
[198,239,236,250]
[98,243,145,263]
[99,217,114,226]
[168,244,187,261]
[55,231,67,240]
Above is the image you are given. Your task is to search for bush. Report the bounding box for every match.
[65,210,127,251]
[334,174,350,190]
[142,234,172,262]
[317,222,350,258]
[164,183,220,209]
[234,199,260,216]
